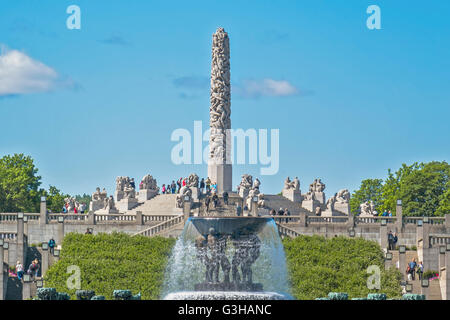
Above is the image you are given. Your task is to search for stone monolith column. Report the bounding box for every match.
[208,27,232,194]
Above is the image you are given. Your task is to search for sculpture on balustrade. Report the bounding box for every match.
[257,193,265,208]
[315,206,322,216]
[238,174,253,198]
[360,200,376,217]
[187,173,200,188]
[140,174,158,191]
[116,176,135,192]
[326,194,336,211]
[103,196,116,211]
[246,187,260,210]
[283,177,295,190]
[252,178,261,190]
[92,187,107,201]
[335,189,350,203]
[123,184,136,199]
[304,191,316,201]
[176,186,192,208]
[309,179,325,193]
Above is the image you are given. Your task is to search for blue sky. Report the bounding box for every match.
[0,0,449,198]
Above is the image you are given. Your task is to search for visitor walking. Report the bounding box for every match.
[171,181,176,194]
[85,228,92,235]
[393,232,398,250]
[205,177,211,195]
[284,208,290,223]
[278,207,284,216]
[200,178,205,195]
[162,184,166,194]
[177,178,182,193]
[205,196,211,213]
[27,259,39,279]
[388,231,394,250]
[417,261,424,280]
[130,178,135,189]
[270,209,276,216]
[48,238,56,255]
[16,261,24,281]
[212,193,219,209]
[223,191,229,205]
[236,203,242,217]
[407,258,417,281]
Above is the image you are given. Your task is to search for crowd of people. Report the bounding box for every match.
[161,177,219,195]
[269,207,291,222]
[406,258,424,281]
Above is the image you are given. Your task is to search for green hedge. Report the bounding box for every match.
[283,235,402,300]
[44,232,175,300]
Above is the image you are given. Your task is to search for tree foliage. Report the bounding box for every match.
[44,233,176,300]
[0,153,42,212]
[349,179,383,216]
[350,161,449,216]
[283,235,402,300]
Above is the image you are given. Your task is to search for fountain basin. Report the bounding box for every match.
[163,291,293,300]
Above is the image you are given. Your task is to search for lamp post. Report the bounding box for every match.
[348,229,355,237]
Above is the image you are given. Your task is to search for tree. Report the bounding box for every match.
[0,154,42,212]
[379,163,421,214]
[75,193,91,208]
[43,186,69,213]
[398,161,449,216]
[350,179,384,216]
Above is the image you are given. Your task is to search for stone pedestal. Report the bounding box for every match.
[114,190,124,202]
[22,282,32,300]
[40,198,47,225]
[42,249,49,277]
[138,189,158,202]
[301,200,320,213]
[399,251,406,280]
[89,200,104,212]
[208,163,232,195]
[334,202,350,215]
[313,192,325,205]
[282,189,302,203]
[190,187,200,201]
[117,198,138,211]
[380,225,388,250]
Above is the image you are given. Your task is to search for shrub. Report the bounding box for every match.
[402,294,425,300]
[283,235,403,300]
[76,290,96,300]
[44,232,175,300]
[351,298,367,300]
[113,290,132,300]
[36,288,57,300]
[367,293,386,300]
[91,295,106,300]
[315,297,329,300]
[423,270,439,280]
[328,292,348,300]
[56,292,71,300]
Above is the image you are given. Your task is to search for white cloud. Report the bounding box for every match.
[235,78,299,98]
[0,46,59,96]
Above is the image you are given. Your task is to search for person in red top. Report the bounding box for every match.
[182,178,186,187]
[162,184,166,194]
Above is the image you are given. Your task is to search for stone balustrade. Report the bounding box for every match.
[0,232,17,240]
[429,234,450,247]
[133,215,184,237]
